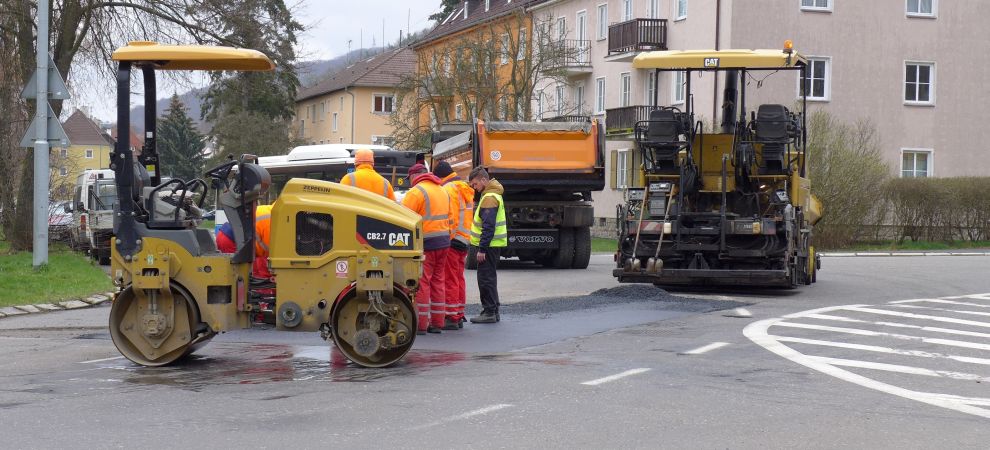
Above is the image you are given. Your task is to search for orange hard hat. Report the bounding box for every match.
[355,148,375,165]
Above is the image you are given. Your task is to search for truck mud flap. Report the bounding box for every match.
[507,229,559,249]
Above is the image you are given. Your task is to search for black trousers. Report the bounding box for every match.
[477,246,501,313]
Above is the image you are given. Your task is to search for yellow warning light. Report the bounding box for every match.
[783,40,794,54]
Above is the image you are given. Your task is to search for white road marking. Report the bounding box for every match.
[775,322,990,354]
[769,334,990,365]
[801,312,990,340]
[945,293,990,301]
[724,308,752,318]
[889,304,990,318]
[409,404,514,430]
[845,306,990,329]
[745,315,990,419]
[807,356,990,383]
[680,342,730,355]
[581,368,652,386]
[891,298,990,309]
[79,356,125,364]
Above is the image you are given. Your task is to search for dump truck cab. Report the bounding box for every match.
[613,44,822,287]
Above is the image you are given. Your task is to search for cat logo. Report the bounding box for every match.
[704,57,720,68]
[388,232,411,247]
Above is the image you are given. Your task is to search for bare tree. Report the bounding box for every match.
[389,12,579,149]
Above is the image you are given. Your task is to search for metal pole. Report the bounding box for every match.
[33,0,50,268]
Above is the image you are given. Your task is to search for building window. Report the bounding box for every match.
[535,89,544,119]
[371,135,395,147]
[597,4,608,41]
[500,34,510,64]
[373,94,395,113]
[907,0,936,17]
[645,71,656,105]
[319,102,326,120]
[800,57,830,101]
[595,77,606,114]
[85,149,94,159]
[556,85,565,116]
[901,149,932,177]
[59,148,67,158]
[485,0,490,12]
[332,112,338,132]
[676,0,688,20]
[905,62,935,104]
[340,97,344,111]
[59,167,68,176]
[673,71,685,104]
[800,0,831,12]
[575,83,585,114]
[556,17,566,40]
[620,72,631,107]
[648,0,660,18]
[300,119,305,137]
[622,0,633,22]
[517,29,527,60]
[616,149,629,188]
[455,104,464,121]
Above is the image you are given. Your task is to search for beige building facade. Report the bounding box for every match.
[295,48,416,147]
[528,0,986,222]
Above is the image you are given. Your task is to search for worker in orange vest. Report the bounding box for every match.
[401,163,451,334]
[254,204,274,280]
[433,161,473,330]
[341,148,396,200]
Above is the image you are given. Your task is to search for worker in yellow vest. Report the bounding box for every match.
[468,167,506,324]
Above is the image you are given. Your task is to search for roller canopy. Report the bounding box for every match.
[111,41,275,71]
[633,49,807,70]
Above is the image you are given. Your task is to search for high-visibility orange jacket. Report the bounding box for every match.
[254,204,273,258]
[341,164,395,200]
[402,173,451,251]
[441,173,475,247]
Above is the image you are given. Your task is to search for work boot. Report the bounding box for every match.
[427,325,443,334]
[417,329,427,336]
[470,310,497,324]
[442,318,460,331]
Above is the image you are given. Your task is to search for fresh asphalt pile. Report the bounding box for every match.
[464,285,750,317]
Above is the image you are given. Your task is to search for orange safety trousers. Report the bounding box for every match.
[417,248,448,330]
[443,246,467,321]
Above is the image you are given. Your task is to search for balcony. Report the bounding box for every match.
[554,39,593,76]
[543,114,592,123]
[606,18,668,62]
[605,105,658,135]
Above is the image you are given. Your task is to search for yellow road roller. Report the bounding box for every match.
[107,42,423,367]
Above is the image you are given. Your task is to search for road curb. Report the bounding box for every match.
[820,251,990,257]
[0,291,115,320]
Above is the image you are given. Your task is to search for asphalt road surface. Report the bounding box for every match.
[2,255,989,448]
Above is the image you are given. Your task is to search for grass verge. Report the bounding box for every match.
[592,237,617,254]
[841,240,990,252]
[0,241,112,308]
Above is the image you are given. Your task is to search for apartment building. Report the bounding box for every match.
[295,47,416,147]
[529,0,988,223]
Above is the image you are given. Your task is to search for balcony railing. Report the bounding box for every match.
[608,18,668,55]
[543,114,591,123]
[557,39,591,66]
[605,105,659,134]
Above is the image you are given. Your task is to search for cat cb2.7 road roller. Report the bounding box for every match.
[106,42,424,367]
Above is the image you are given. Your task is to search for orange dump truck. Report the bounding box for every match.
[432,120,605,269]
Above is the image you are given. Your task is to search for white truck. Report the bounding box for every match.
[69,169,116,264]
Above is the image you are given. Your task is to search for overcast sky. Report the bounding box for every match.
[80,0,443,122]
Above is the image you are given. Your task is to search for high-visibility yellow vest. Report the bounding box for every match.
[470,192,507,248]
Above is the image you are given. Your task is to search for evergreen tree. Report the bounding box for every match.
[158,95,206,182]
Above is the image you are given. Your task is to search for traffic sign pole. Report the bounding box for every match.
[32,0,49,268]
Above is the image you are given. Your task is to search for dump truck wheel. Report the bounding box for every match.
[109,285,212,367]
[466,246,478,270]
[571,226,592,269]
[552,227,575,269]
[330,287,416,368]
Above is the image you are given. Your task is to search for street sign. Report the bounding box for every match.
[20,56,70,100]
[19,103,70,147]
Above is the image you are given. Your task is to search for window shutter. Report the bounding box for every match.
[609,149,617,189]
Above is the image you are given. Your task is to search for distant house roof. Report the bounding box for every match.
[296,47,416,102]
[63,110,110,146]
[414,0,551,48]
[111,126,143,150]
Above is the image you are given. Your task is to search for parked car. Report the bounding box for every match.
[48,201,73,243]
